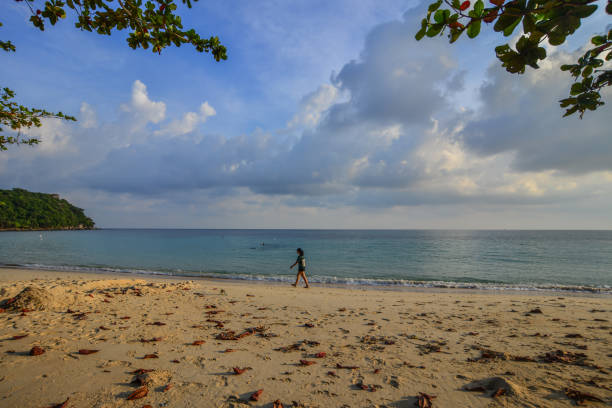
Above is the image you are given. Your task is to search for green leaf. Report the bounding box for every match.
[426,24,444,37]
[548,29,566,46]
[428,0,444,12]
[474,0,484,15]
[450,27,464,43]
[467,19,481,38]
[415,27,427,40]
[434,9,450,23]
[522,14,536,34]
[494,14,522,36]
[582,65,593,77]
[503,17,522,36]
[591,35,606,46]
[570,82,583,96]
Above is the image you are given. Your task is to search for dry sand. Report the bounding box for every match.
[0,267,610,407]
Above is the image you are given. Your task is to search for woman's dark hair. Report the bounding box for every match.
[297,248,304,256]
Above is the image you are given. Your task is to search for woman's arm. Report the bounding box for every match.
[290,261,297,268]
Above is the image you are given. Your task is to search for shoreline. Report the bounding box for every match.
[1,264,610,297]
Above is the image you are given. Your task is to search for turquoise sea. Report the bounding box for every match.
[0,229,611,293]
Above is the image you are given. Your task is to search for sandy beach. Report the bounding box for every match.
[0,267,610,407]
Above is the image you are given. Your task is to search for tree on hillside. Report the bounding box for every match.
[0,0,227,151]
[415,0,611,118]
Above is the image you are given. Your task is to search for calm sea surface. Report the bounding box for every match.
[0,229,610,293]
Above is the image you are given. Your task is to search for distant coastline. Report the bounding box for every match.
[0,226,97,232]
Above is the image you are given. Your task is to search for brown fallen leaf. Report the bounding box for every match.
[142,406,153,408]
[233,367,251,375]
[327,371,338,377]
[299,360,316,366]
[336,363,358,369]
[275,343,301,352]
[416,392,436,408]
[224,348,236,353]
[48,397,69,408]
[273,400,284,408]
[171,359,180,363]
[29,346,45,356]
[304,323,315,328]
[78,349,99,355]
[191,340,205,346]
[250,389,263,401]
[127,386,148,400]
[163,384,173,392]
[492,388,506,398]
[98,326,109,330]
[148,321,166,326]
[142,354,159,359]
[11,334,28,340]
[140,337,162,343]
[373,368,381,374]
[314,352,326,358]
[120,316,131,320]
[565,388,604,404]
[357,382,380,392]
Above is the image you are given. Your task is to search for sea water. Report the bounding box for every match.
[0,229,610,293]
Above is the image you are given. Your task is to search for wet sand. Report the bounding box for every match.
[0,267,610,407]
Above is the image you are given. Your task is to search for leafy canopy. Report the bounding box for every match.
[0,188,95,230]
[1,0,227,151]
[415,0,611,118]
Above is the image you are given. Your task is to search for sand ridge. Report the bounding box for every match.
[0,268,610,407]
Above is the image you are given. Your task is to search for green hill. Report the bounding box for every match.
[0,188,95,230]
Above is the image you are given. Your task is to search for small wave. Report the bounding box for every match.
[4,263,610,295]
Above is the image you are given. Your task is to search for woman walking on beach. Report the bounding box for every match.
[290,248,309,288]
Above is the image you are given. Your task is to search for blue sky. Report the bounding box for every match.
[1,0,611,228]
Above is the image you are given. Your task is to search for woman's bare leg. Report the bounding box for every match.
[292,273,299,287]
[300,271,310,288]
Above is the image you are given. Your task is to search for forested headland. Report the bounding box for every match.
[0,188,95,230]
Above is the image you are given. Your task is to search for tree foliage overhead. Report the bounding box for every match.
[415,0,611,118]
[0,188,95,230]
[1,0,227,151]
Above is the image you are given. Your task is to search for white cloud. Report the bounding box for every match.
[79,102,97,128]
[288,84,340,129]
[155,101,217,137]
[120,80,166,125]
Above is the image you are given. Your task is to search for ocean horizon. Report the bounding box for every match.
[1,228,611,294]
